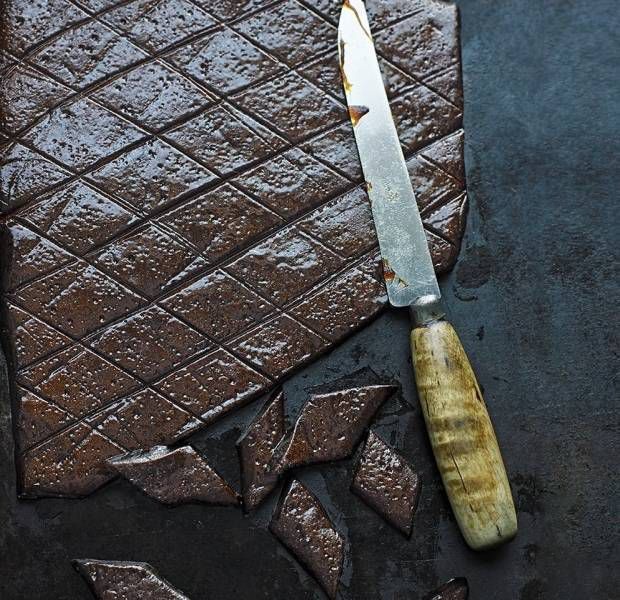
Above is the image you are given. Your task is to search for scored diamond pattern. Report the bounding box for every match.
[0,0,468,497]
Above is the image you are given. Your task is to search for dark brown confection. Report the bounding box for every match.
[107,445,240,506]
[270,479,345,599]
[351,431,421,537]
[73,559,191,600]
[276,384,397,473]
[237,389,286,510]
[425,578,469,600]
[1,0,467,497]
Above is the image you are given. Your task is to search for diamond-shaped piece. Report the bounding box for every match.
[351,430,422,537]
[15,261,143,337]
[291,267,386,341]
[73,559,192,600]
[298,187,376,258]
[310,0,340,24]
[8,303,72,368]
[92,62,214,131]
[1,64,71,134]
[103,0,215,53]
[24,98,145,171]
[160,183,281,263]
[390,85,462,155]
[234,72,346,143]
[418,129,465,182]
[270,479,345,600]
[366,0,426,31]
[91,223,198,298]
[233,0,334,67]
[0,144,70,212]
[238,390,285,510]
[167,27,281,94]
[228,227,343,307]
[87,138,216,216]
[232,148,349,218]
[162,270,275,342]
[300,123,362,180]
[22,181,139,255]
[107,445,240,505]
[164,105,286,176]
[406,150,464,214]
[426,229,457,274]
[88,306,211,382]
[17,387,74,451]
[230,315,329,378]
[18,345,140,418]
[156,349,270,421]
[5,222,74,291]
[87,389,202,450]
[31,20,147,88]
[21,423,123,497]
[375,4,461,102]
[5,0,86,55]
[423,193,467,246]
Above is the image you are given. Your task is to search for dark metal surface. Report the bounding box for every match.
[1,0,618,598]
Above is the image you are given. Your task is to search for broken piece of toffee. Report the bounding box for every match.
[274,384,397,473]
[237,389,286,510]
[426,577,469,600]
[351,430,421,537]
[270,479,345,599]
[73,559,191,600]
[107,445,239,506]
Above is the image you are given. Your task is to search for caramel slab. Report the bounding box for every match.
[1,0,467,496]
[270,479,344,599]
[108,445,240,506]
[74,559,191,600]
[351,431,421,537]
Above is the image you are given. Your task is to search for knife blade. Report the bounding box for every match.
[338,0,517,551]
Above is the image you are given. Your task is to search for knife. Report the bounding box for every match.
[338,0,517,550]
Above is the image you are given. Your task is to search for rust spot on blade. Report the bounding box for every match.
[365,181,373,192]
[382,258,409,288]
[349,105,369,126]
[339,39,353,93]
[343,0,373,41]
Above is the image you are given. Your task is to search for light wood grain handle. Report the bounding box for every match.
[411,320,517,550]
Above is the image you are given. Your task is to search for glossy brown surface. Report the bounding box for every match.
[237,389,285,511]
[276,384,397,473]
[74,559,191,600]
[425,577,469,600]
[0,0,467,497]
[351,430,421,537]
[270,479,345,599]
[107,445,240,506]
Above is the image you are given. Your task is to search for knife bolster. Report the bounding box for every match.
[409,294,445,326]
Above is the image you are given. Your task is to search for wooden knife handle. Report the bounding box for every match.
[410,319,517,550]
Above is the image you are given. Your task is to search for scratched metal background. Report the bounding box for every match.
[1,0,618,598]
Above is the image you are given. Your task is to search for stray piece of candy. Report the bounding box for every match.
[237,390,286,510]
[351,431,421,537]
[73,559,190,600]
[275,384,397,473]
[425,578,469,600]
[107,445,239,506]
[270,479,345,599]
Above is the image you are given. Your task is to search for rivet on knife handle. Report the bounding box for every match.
[338,0,517,550]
